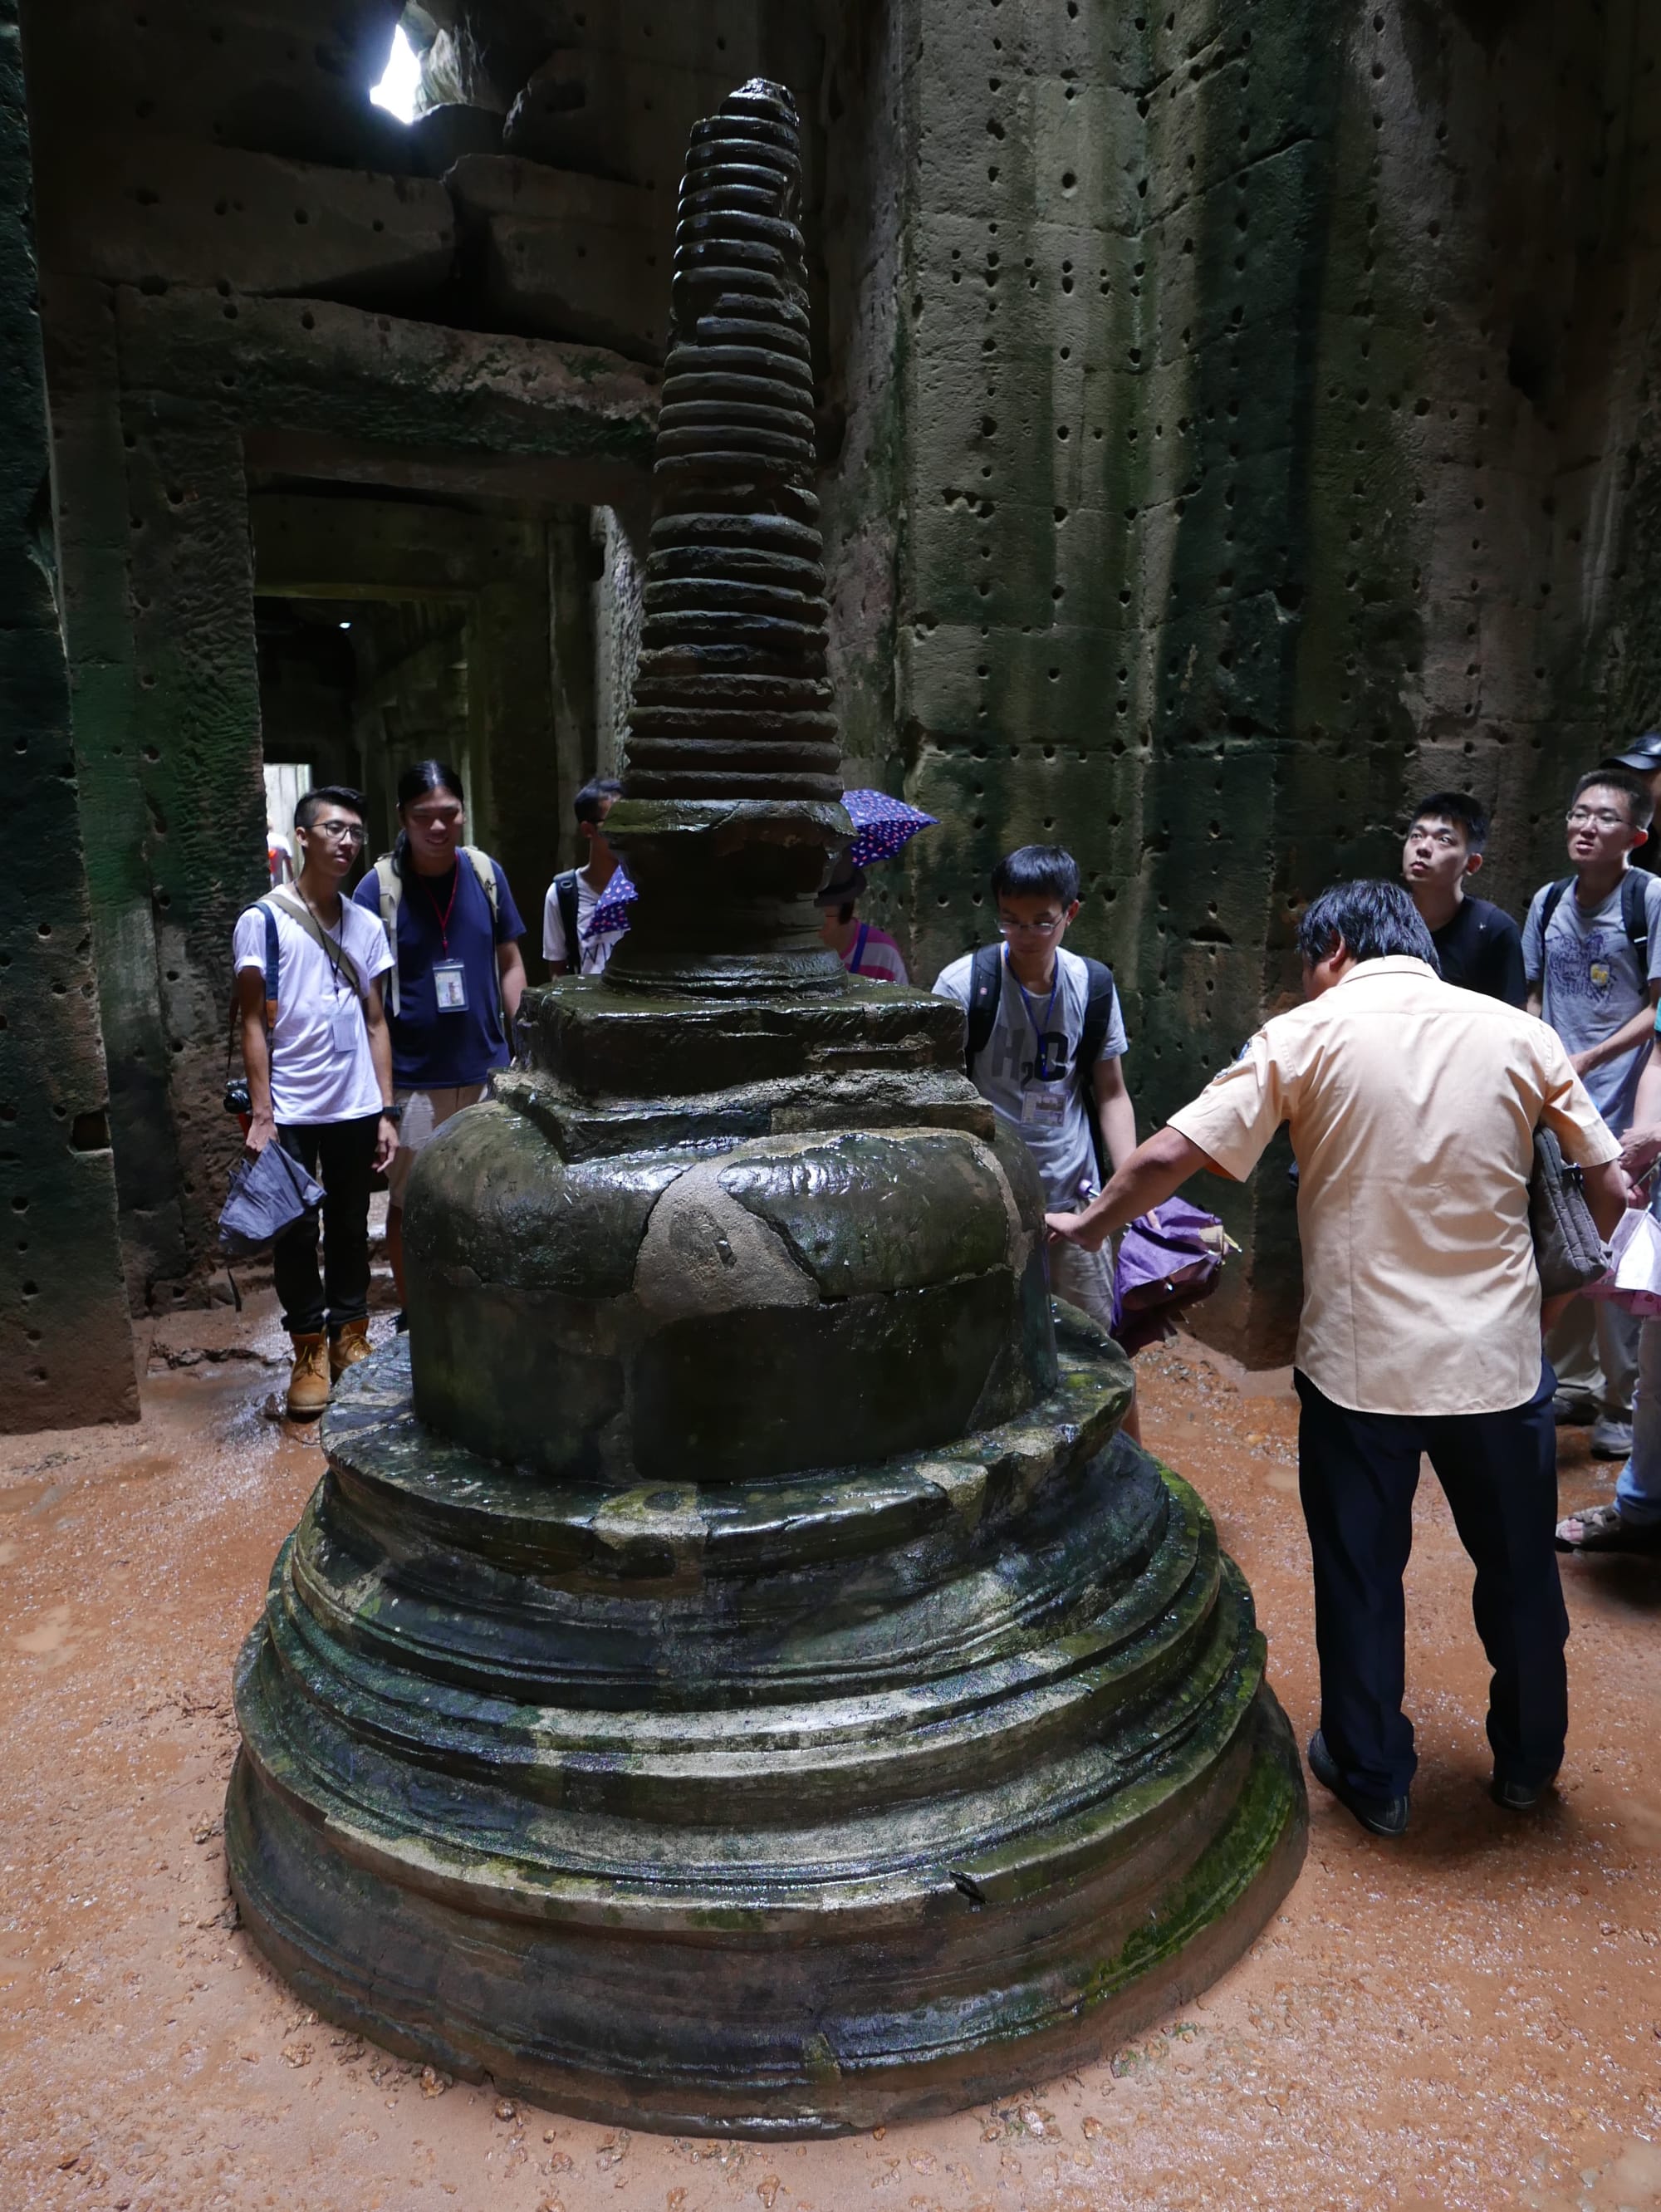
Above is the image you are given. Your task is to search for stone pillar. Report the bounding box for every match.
[121,409,268,1279]
[42,279,189,1302]
[0,0,134,1430]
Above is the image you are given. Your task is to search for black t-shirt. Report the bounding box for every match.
[1430,894,1527,1007]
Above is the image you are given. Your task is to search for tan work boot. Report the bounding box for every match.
[286,1332,331,1420]
[329,1316,374,1381]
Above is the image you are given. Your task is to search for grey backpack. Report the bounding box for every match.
[1529,1127,1608,1296]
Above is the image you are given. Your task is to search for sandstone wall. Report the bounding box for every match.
[17,0,669,1306]
[828,0,1661,1359]
[0,0,134,1430]
[14,0,1661,1372]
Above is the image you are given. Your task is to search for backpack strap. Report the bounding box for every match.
[1621,868,1650,963]
[461,846,506,1032]
[849,920,870,976]
[227,900,282,1088]
[462,846,500,920]
[269,886,366,999]
[1075,958,1119,1182]
[554,871,581,969]
[964,942,1004,1073]
[1538,875,1571,943]
[372,856,402,1018]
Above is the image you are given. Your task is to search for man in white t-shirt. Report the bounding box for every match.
[933,845,1139,1426]
[543,776,627,977]
[234,784,397,1419]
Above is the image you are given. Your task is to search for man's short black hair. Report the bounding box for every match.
[1409,790,1489,852]
[1571,767,1654,831]
[991,844,1080,906]
[1297,879,1441,974]
[295,783,366,833]
[575,776,622,828]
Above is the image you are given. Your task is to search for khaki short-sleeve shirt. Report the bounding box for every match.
[1167,957,1620,1415]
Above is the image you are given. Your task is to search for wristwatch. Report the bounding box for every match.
[380,1102,404,1126]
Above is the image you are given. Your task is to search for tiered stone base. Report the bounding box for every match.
[226,1327,1306,2134]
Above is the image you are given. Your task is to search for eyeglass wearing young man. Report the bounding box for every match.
[246,792,399,1177]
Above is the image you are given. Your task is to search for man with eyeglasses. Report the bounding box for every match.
[234,784,397,1418]
[1521,767,1661,1457]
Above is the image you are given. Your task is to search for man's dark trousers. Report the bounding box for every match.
[273,1117,378,1337]
[1293,1365,1566,1802]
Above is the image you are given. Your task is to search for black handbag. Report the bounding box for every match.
[1529,1127,1607,1296]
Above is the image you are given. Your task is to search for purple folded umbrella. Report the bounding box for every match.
[842,789,937,869]
[1111,1197,1234,1355]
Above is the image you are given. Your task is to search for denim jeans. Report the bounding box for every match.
[1616,1318,1661,1527]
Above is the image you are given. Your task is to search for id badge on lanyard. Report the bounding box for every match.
[1017,964,1069,1128]
[329,989,362,1049]
[1022,1082,1069,1129]
[434,960,468,1013]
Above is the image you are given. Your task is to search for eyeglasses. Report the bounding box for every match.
[307,819,366,846]
[1565,807,1629,830]
[1000,916,1066,937]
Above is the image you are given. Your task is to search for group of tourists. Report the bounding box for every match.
[232,740,1661,1842]
[1039,749,1661,1842]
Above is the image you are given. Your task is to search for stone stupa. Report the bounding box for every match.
[224,79,1306,2135]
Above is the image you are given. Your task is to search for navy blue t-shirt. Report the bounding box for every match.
[353,856,525,1088]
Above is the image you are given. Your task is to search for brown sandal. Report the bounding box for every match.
[1556,1501,1661,1553]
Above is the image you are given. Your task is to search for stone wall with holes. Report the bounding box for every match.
[0,0,135,1431]
[15,0,725,1308]
[836,0,1661,1360]
[14,0,1661,1366]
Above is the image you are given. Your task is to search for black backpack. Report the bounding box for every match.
[1537,871,1650,967]
[963,943,1120,1177]
[552,870,581,966]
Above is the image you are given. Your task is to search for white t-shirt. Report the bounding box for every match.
[933,944,1128,1208]
[542,869,625,976]
[233,896,394,1126]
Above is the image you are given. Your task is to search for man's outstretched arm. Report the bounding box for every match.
[1046,1127,1223,1252]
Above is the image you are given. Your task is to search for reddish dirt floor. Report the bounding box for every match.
[2,1296,1659,2212]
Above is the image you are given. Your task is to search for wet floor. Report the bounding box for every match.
[2,1303,1659,2211]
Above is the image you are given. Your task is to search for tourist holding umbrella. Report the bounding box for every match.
[818,791,935,983]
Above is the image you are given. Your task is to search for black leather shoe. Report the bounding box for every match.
[1491,1770,1556,1812]
[1307,1730,1410,1837]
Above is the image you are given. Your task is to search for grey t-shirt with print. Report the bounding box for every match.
[1521,870,1661,1132]
[933,944,1128,1208]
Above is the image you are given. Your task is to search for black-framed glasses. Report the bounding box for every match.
[308,819,366,846]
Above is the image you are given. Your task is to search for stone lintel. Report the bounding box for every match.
[446,153,655,232]
[33,132,455,305]
[110,287,659,475]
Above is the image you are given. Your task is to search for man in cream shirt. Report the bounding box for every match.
[1047,880,1626,1838]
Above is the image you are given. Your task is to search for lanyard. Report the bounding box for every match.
[423,866,459,955]
[296,889,348,998]
[1012,951,1061,1078]
[848,920,870,974]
